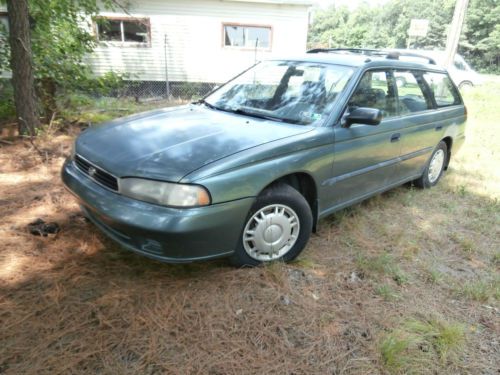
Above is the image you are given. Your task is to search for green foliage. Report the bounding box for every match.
[461,0,500,73]
[76,71,130,97]
[309,0,454,49]
[0,79,16,120]
[308,0,500,73]
[0,0,125,117]
[29,1,97,86]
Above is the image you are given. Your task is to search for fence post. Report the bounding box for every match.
[164,34,170,98]
[254,37,259,64]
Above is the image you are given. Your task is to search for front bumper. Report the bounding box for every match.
[61,158,254,263]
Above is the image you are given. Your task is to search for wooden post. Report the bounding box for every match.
[444,0,470,68]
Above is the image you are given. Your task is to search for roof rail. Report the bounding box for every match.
[306,48,436,65]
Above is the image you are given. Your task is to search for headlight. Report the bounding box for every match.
[120,178,211,207]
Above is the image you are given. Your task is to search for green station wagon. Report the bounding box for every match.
[62,48,467,266]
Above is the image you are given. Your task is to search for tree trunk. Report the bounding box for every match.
[6,0,40,135]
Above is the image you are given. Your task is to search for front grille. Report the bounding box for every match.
[74,154,119,191]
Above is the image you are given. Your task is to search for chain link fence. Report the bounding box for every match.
[0,77,222,126]
[101,80,219,102]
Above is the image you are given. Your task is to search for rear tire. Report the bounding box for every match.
[458,81,473,91]
[230,183,313,267]
[414,141,448,189]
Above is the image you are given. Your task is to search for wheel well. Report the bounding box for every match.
[442,136,453,169]
[264,173,318,232]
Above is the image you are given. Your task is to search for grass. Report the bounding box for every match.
[58,94,185,124]
[492,252,500,266]
[449,233,476,254]
[422,266,445,285]
[356,252,410,285]
[380,317,466,373]
[456,278,500,302]
[0,81,499,374]
[375,284,401,301]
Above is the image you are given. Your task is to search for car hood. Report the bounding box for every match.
[76,105,314,182]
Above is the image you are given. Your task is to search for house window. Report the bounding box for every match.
[223,24,271,49]
[0,13,8,32]
[96,17,150,45]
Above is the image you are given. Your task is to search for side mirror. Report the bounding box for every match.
[345,107,382,127]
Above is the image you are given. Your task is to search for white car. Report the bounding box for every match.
[394,49,483,89]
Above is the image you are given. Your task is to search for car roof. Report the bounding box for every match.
[266,51,448,73]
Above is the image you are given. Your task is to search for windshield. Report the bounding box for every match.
[204,60,355,125]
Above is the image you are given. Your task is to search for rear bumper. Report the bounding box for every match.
[61,158,254,263]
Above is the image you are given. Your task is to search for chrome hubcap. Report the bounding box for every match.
[428,149,445,183]
[243,204,300,261]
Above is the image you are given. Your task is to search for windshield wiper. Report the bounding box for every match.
[194,101,308,125]
[232,108,307,125]
[194,98,219,110]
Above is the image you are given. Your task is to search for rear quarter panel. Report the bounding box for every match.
[398,105,466,177]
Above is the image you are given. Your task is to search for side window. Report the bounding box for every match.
[454,58,466,71]
[394,71,432,114]
[422,72,461,107]
[346,70,397,119]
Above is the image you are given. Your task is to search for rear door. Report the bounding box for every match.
[393,70,437,180]
[327,69,403,208]
[395,70,463,180]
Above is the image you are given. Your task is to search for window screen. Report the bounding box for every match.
[224,25,271,49]
[0,15,8,31]
[96,18,149,44]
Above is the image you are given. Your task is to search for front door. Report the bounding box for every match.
[325,69,403,209]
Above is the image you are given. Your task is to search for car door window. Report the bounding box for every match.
[394,71,433,114]
[345,70,397,120]
[422,72,462,107]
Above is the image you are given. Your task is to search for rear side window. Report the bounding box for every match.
[422,72,461,107]
[394,71,432,114]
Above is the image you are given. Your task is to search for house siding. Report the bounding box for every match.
[91,0,309,83]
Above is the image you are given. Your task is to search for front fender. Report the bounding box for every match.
[190,130,335,207]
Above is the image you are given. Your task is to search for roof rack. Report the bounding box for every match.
[306,48,436,65]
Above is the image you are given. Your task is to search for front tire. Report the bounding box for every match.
[230,183,313,267]
[414,141,448,188]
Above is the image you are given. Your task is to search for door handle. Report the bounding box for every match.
[390,133,401,142]
[435,125,443,131]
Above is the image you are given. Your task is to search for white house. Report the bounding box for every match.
[91,0,312,84]
[1,0,312,86]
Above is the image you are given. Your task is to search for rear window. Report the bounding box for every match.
[422,72,461,107]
